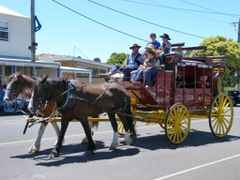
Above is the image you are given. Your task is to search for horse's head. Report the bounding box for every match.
[4,72,25,103]
[28,75,50,113]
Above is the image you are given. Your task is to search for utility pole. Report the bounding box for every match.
[238,18,240,43]
[235,19,240,90]
[30,0,37,76]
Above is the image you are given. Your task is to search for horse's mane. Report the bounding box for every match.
[21,74,36,85]
[8,72,35,85]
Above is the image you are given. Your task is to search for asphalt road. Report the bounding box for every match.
[0,108,240,180]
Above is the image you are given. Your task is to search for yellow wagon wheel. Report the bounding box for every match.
[209,93,233,138]
[117,120,136,136]
[165,104,191,144]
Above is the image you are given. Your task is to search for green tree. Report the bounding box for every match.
[188,36,240,87]
[93,57,101,62]
[106,52,128,65]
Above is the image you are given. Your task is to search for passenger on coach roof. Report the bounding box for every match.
[157,33,172,67]
[103,44,143,81]
[147,33,161,50]
[133,47,161,87]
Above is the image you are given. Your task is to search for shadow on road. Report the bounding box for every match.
[11,140,140,167]
[11,130,239,166]
[11,140,106,159]
[134,130,240,150]
[35,147,140,167]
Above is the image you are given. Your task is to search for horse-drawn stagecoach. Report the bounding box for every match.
[5,45,234,156]
[28,45,233,145]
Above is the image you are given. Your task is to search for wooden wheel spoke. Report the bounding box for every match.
[211,117,218,123]
[212,119,218,131]
[219,122,223,134]
[180,126,188,133]
[222,97,228,107]
[216,122,220,134]
[223,117,231,124]
[224,103,230,110]
[222,120,228,131]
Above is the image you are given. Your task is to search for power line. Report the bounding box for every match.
[88,0,205,39]
[178,0,237,19]
[73,46,89,59]
[121,0,240,17]
[51,0,148,43]
[148,0,230,24]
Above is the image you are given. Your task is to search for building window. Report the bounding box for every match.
[0,22,8,41]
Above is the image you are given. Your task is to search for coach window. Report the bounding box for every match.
[0,22,9,41]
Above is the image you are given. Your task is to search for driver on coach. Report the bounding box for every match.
[103,44,143,81]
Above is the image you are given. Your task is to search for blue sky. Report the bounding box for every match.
[1,0,239,62]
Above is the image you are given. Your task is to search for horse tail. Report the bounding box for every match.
[90,115,99,130]
[125,96,136,137]
[92,122,99,129]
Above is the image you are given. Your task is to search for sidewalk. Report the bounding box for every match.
[0,112,23,116]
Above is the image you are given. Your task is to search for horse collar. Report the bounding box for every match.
[57,80,76,112]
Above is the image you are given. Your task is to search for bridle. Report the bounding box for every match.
[5,87,18,100]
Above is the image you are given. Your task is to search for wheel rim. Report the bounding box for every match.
[209,93,233,138]
[165,104,190,144]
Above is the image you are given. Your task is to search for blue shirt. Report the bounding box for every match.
[148,41,161,49]
[127,53,143,69]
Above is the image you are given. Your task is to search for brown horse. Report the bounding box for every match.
[4,73,96,154]
[29,75,135,157]
[4,73,59,154]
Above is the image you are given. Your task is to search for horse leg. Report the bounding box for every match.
[81,122,93,144]
[50,122,62,146]
[29,122,48,154]
[108,113,119,150]
[50,120,69,158]
[80,116,96,153]
[117,114,133,145]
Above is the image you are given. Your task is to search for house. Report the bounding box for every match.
[38,54,112,83]
[0,5,61,84]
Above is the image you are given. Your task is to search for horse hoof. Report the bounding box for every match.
[49,151,59,158]
[109,143,118,150]
[125,138,133,145]
[85,149,95,155]
[54,139,65,147]
[131,137,137,145]
[28,145,40,154]
[81,137,89,144]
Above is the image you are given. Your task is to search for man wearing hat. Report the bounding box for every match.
[159,33,171,66]
[159,33,171,54]
[148,33,161,50]
[103,43,143,81]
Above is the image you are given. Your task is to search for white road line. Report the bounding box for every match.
[0,125,159,146]
[152,154,240,180]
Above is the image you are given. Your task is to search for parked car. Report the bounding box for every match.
[226,90,240,106]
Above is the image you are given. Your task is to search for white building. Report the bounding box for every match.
[0,6,92,85]
[0,5,31,58]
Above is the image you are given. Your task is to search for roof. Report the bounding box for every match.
[0,56,60,68]
[176,60,212,68]
[0,5,28,18]
[60,66,92,73]
[37,54,112,69]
